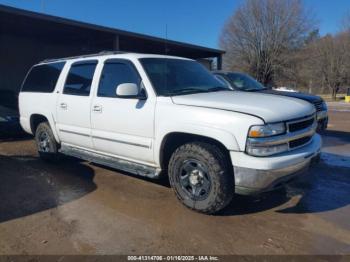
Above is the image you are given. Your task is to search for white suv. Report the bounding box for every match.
[19,52,321,214]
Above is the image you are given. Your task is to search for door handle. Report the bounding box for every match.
[60,103,67,110]
[93,105,102,113]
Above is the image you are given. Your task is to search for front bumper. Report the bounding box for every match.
[231,134,322,195]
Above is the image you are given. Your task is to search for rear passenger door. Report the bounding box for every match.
[91,59,155,164]
[56,60,97,149]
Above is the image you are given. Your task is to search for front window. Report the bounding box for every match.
[98,60,141,98]
[225,73,266,91]
[140,58,229,96]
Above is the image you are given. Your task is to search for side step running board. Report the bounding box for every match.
[59,144,161,179]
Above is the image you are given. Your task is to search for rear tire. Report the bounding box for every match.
[168,142,234,214]
[35,122,59,161]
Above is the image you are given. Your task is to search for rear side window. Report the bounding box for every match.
[21,62,65,93]
[63,61,97,96]
[98,60,141,98]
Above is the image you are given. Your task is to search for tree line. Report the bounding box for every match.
[219,0,350,99]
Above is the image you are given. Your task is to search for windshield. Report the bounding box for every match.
[140,58,229,96]
[225,73,266,91]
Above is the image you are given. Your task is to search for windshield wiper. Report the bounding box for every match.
[168,86,229,96]
[245,87,267,92]
[207,86,229,92]
[167,88,210,96]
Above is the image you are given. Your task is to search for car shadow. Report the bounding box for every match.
[0,154,97,223]
[219,153,350,216]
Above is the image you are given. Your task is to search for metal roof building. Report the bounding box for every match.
[0,4,224,96]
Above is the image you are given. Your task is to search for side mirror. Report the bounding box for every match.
[116,83,146,99]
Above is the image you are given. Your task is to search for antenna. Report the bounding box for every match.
[165,23,168,55]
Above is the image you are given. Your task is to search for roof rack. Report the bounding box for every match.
[40,50,128,63]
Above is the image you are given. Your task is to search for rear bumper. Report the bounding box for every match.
[230,134,322,195]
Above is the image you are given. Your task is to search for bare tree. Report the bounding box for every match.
[294,29,322,94]
[308,33,350,99]
[341,11,350,32]
[219,0,314,86]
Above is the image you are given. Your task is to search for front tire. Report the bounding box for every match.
[35,122,59,161]
[168,142,234,214]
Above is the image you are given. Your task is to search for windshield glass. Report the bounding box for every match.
[140,58,229,96]
[225,73,266,91]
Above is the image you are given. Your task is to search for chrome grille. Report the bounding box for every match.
[288,117,314,132]
[246,114,317,157]
[247,115,317,151]
[289,136,312,149]
[286,115,316,149]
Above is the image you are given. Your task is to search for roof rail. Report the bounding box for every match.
[40,50,128,63]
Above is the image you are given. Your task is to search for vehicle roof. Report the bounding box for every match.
[38,51,192,65]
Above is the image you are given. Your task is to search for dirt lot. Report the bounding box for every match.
[0,104,349,255]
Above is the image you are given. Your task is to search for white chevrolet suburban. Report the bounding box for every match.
[19,52,322,214]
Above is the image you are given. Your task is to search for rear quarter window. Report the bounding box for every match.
[21,62,66,93]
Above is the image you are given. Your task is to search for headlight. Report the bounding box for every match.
[246,122,287,156]
[248,122,286,138]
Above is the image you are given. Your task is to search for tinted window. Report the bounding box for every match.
[21,62,65,93]
[98,61,140,97]
[63,61,97,96]
[214,74,232,89]
[140,58,228,96]
[226,73,266,91]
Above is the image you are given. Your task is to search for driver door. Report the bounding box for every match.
[91,59,155,164]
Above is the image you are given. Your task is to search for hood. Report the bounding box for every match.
[261,89,322,103]
[171,91,315,123]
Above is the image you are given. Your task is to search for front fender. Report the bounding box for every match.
[154,123,240,167]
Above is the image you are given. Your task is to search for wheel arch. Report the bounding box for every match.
[30,113,60,143]
[158,132,235,172]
